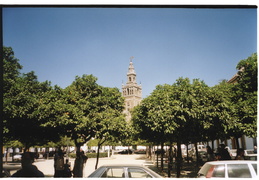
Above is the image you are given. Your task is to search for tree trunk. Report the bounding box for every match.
[186,143,189,163]
[12,147,15,162]
[24,144,30,153]
[161,142,164,171]
[73,143,84,177]
[235,137,240,149]
[167,142,173,177]
[176,140,182,178]
[156,146,159,168]
[95,143,101,170]
[5,147,8,163]
[147,145,152,159]
[194,142,199,168]
[45,147,49,159]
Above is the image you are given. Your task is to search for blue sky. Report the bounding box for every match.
[3,7,257,98]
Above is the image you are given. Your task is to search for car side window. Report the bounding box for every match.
[227,164,251,178]
[128,168,152,178]
[101,168,125,178]
[211,165,225,178]
[252,164,257,175]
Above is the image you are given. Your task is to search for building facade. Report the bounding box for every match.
[122,59,142,122]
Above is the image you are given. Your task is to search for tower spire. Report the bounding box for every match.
[122,57,142,122]
[130,56,134,62]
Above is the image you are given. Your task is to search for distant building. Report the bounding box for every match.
[227,67,244,84]
[122,59,142,122]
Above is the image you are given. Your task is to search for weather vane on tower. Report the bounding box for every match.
[130,56,134,62]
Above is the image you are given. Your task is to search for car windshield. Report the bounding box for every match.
[227,164,251,178]
[101,168,125,178]
[252,164,257,175]
[212,165,225,178]
[128,168,152,178]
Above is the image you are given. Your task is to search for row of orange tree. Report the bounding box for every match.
[2,46,130,176]
[131,53,257,177]
[2,46,257,177]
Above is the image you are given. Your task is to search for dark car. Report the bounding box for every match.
[134,149,146,154]
[154,149,165,155]
[118,149,133,154]
[88,164,162,178]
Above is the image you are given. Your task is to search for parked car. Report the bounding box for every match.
[197,160,257,178]
[154,149,165,155]
[88,164,162,178]
[244,149,257,160]
[13,153,22,161]
[134,149,146,154]
[118,149,133,154]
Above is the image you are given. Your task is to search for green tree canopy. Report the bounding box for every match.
[231,53,257,138]
[4,71,57,150]
[3,47,59,150]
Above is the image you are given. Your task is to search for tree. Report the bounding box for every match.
[92,87,126,169]
[41,74,126,177]
[3,46,59,150]
[132,77,234,177]
[3,47,22,93]
[4,71,57,150]
[3,46,22,141]
[132,84,176,171]
[210,80,239,148]
[230,53,257,145]
[41,74,101,177]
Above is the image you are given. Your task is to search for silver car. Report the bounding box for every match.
[198,160,257,178]
[244,149,257,160]
[88,164,162,178]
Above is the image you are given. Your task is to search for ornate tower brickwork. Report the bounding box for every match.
[122,59,142,122]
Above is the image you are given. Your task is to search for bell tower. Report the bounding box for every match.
[122,57,142,122]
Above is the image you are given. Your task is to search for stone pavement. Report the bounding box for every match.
[34,154,157,177]
[7,154,199,178]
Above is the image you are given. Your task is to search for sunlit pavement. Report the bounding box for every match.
[6,154,198,178]
[33,154,154,177]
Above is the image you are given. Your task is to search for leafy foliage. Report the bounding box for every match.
[3,46,256,161]
[231,53,257,138]
[3,47,59,149]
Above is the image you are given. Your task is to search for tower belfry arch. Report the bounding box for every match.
[122,57,142,122]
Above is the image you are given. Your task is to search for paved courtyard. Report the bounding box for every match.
[6,154,198,178]
[8,154,156,177]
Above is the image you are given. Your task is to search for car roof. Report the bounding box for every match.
[204,160,257,165]
[99,164,150,168]
[90,164,162,178]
